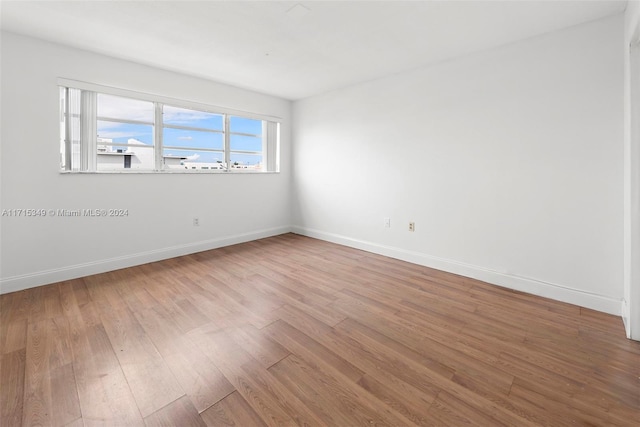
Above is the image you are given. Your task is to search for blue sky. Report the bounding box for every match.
[96,95,263,165]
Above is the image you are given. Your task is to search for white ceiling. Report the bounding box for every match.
[0,1,627,100]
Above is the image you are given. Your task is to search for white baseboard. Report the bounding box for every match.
[622,299,631,338]
[1,224,623,317]
[0,226,291,295]
[292,226,622,316]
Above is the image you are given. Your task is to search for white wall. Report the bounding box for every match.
[624,1,640,338]
[0,32,291,293]
[292,15,624,314]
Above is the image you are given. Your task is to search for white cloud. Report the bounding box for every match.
[163,105,221,127]
[97,94,154,122]
[96,95,222,130]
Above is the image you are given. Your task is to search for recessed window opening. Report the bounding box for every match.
[60,83,280,173]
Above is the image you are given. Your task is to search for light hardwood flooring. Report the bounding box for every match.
[1,233,639,426]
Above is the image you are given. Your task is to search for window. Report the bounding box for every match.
[162,105,225,170]
[229,116,264,170]
[97,94,154,171]
[59,81,280,173]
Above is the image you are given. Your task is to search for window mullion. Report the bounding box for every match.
[163,123,224,134]
[230,131,261,138]
[224,114,230,171]
[155,103,163,170]
[97,116,154,126]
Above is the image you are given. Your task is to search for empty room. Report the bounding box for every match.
[1,0,640,425]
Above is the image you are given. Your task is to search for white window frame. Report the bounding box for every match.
[59,78,281,173]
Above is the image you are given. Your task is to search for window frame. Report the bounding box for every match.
[59,78,281,174]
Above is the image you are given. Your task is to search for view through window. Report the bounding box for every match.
[60,84,279,173]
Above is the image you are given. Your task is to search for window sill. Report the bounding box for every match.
[59,170,280,175]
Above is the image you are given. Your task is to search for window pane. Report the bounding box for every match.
[230,134,262,152]
[97,94,154,122]
[230,116,262,135]
[163,128,223,150]
[230,152,262,170]
[97,145,154,171]
[98,121,153,145]
[163,149,225,170]
[97,120,154,170]
[164,105,223,130]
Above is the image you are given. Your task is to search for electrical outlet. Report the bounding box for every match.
[384,217,391,228]
[193,217,200,226]
[409,222,415,232]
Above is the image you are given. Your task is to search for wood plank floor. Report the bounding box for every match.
[1,233,639,426]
